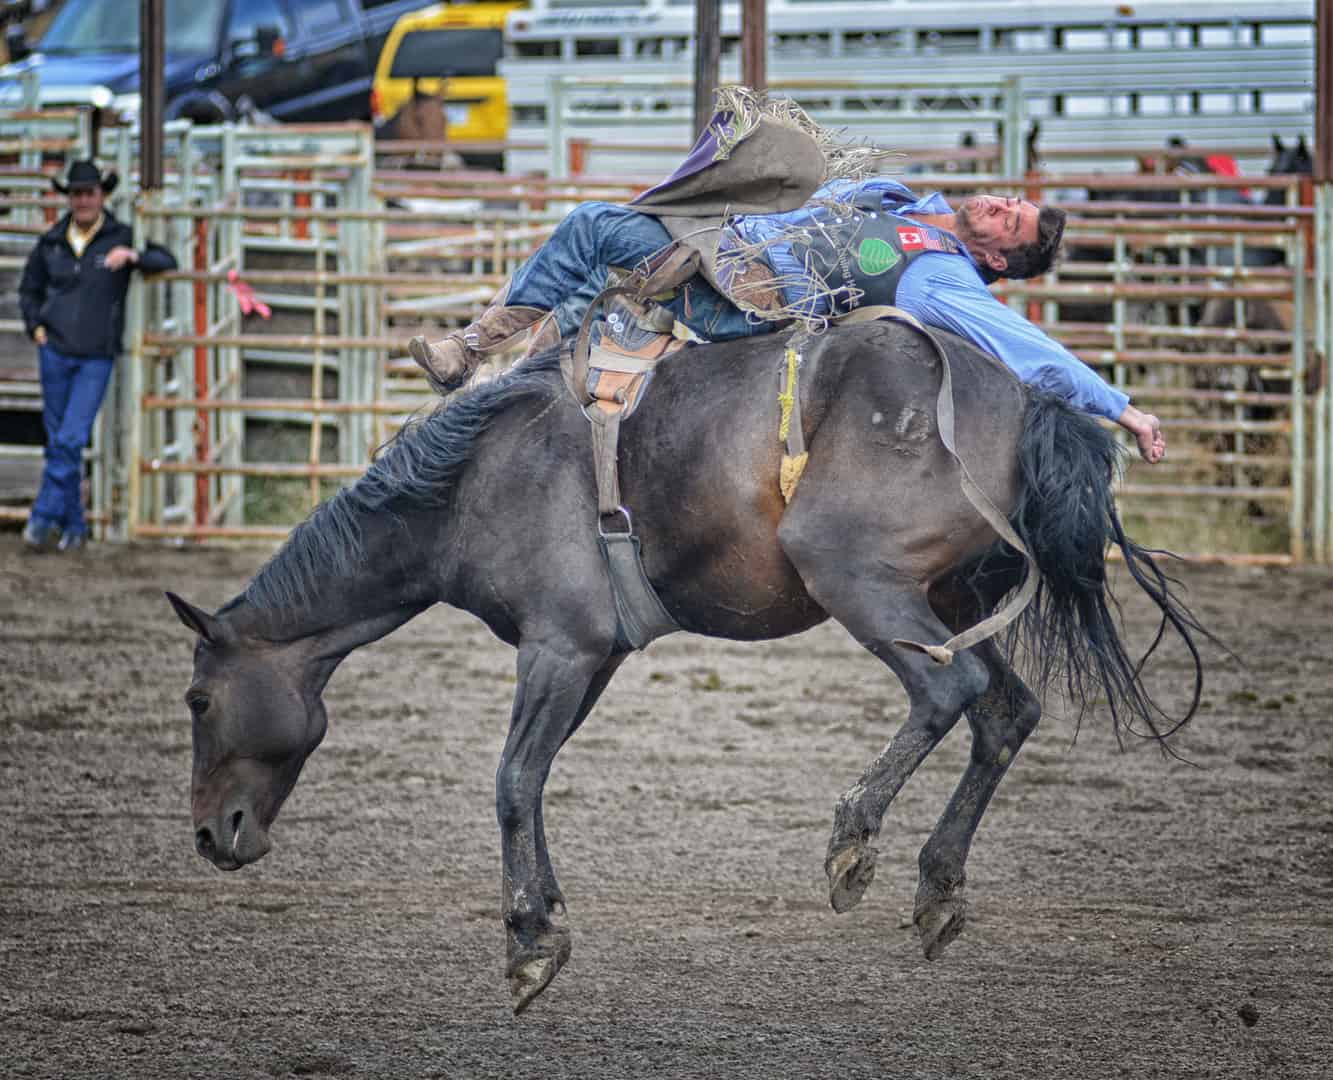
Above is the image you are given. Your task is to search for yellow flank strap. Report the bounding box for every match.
[778,345,799,442]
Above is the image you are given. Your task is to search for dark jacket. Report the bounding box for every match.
[18,210,177,359]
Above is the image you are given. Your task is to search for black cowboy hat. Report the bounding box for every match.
[51,159,119,195]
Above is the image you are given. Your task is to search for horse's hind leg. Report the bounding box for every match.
[913,636,1041,960]
[819,597,989,917]
[778,531,990,917]
[497,643,624,1014]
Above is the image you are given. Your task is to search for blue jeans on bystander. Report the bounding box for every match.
[29,344,114,541]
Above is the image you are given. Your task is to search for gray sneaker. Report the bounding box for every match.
[57,532,87,554]
[22,519,59,553]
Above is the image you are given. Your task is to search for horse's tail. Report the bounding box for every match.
[993,392,1211,744]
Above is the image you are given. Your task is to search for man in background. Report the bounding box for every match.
[19,159,177,552]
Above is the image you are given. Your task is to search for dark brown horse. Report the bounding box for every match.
[167,321,1205,1013]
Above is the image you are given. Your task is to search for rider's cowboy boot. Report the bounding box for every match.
[408,284,555,394]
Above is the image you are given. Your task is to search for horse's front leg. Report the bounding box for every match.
[497,642,621,1014]
[913,638,1041,960]
[529,654,626,930]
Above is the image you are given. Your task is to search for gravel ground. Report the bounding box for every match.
[2,538,1331,1079]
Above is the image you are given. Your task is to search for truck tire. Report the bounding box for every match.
[165,91,233,125]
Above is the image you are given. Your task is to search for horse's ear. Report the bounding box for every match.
[1273,133,1285,152]
[1298,134,1309,154]
[165,592,222,643]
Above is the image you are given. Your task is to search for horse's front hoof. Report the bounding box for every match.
[826,843,877,913]
[507,926,572,1015]
[914,894,967,960]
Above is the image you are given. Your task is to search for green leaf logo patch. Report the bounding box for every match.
[857,237,902,276]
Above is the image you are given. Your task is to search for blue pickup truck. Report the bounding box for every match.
[0,0,434,124]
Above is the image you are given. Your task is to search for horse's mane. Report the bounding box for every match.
[241,349,564,613]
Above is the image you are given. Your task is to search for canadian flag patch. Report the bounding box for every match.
[896,226,925,251]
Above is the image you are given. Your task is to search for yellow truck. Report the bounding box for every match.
[371,2,524,166]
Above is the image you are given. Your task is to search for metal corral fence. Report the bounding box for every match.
[0,116,1329,563]
[118,123,381,541]
[544,74,1030,179]
[1318,183,1333,563]
[132,158,1333,563]
[119,123,633,541]
[501,2,1315,178]
[997,173,1325,565]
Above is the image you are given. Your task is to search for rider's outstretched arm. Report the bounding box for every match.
[895,257,1166,463]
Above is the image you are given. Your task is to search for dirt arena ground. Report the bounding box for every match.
[2,536,1331,1079]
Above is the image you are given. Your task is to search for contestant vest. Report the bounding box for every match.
[785,189,969,315]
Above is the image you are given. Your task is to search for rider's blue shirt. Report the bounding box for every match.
[730,178,1130,422]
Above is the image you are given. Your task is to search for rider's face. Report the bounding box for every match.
[955,195,1039,272]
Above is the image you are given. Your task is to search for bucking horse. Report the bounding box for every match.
[168,319,1207,1013]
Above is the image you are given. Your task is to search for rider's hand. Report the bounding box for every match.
[1137,415,1167,464]
[33,326,47,345]
[1117,405,1166,464]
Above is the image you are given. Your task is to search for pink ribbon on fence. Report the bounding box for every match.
[226,270,272,319]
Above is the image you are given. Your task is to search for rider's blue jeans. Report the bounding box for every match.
[508,202,773,342]
[30,344,113,539]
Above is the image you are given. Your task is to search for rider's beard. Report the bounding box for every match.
[952,197,983,243]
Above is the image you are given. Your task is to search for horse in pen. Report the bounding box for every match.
[167,319,1207,1014]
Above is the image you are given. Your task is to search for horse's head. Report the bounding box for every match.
[167,592,327,871]
[1270,134,1313,177]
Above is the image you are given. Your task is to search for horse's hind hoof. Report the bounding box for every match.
[827,843,877,913]
[508,927,572,1015]
[914,895,967,960]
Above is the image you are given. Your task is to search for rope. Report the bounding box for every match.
[777,344,808,501]
[778,345,799,441]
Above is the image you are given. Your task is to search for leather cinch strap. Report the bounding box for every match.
[567,286,658,516]
[567,285,681,650]
[837,305,1041,665]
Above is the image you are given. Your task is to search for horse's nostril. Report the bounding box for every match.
[195,826,215,859]
[230,809,244,848]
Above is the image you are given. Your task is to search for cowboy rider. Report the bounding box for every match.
[409,136,1165,466]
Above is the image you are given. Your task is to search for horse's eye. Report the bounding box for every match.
[187,694,210,717]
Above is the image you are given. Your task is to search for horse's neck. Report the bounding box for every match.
[230,505,443,665]
[224,592,427,668]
